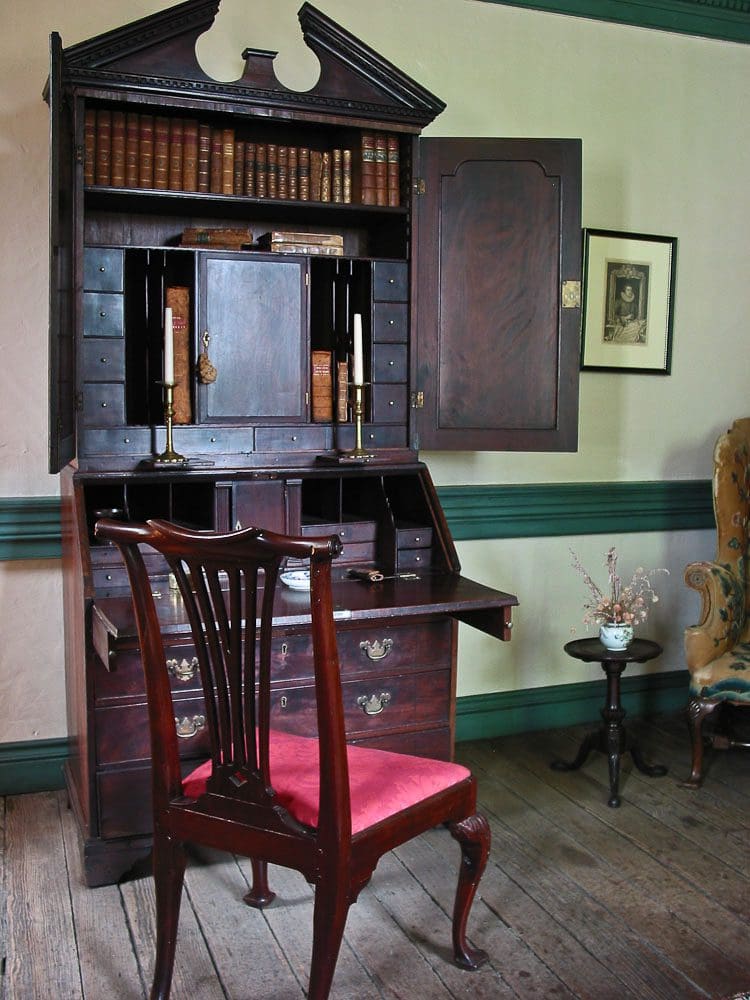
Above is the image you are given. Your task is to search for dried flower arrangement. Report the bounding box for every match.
[571,546,668,628]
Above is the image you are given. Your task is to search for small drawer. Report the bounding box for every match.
[301,519,377,544]
[84,248,124,292]
[395,524,432,548]
[373,303,408,343]
[396,548,433,572]
[371,385,408,424]
[336,424,408,450]
[79,426,153,457]
[372,260,408,301]
[83,292,124,338]
[82,338,126,381]
[83,383,126,426]
[372,343,407,382]
[255,425,328,452]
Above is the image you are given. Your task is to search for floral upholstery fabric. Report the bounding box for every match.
[685,418,750,703]
[182,729,471,834]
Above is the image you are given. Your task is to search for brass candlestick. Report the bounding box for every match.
[347,382,375,460]
[155,382,185,464]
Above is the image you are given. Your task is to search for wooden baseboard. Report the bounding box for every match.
[455,669,689,742]
[0,738,68,795]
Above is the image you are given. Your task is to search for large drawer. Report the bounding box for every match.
[273,620,452,683]
[94,645,202,702]
[95,694,210,766]
[271,668,451,740]
[95,619,452,696]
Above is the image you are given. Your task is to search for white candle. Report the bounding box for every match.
[163,306,174,384]
[352,312,364,385]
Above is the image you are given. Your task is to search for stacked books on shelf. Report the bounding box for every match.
[179,227,253,249]
[257,232,344,256]
[84,108,402,207]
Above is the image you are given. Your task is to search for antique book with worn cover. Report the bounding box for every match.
[387,134,400,207]
[374,133,388,206]
[197,123,211,192]
[125,112,140,188]
[138,114,154,188]
[182,119,199,192]
[221,128,235,195]
[311,350,333,422]
[84,108,96,186]
[168,118,184,191]
[153,116,170,189]
[166,286,192,424]
[110,111,126,188]
[95,109,111,186]
[354,132,376,205]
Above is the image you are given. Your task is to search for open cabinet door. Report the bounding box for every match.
[46,32,76,473]
[414,138,582,453]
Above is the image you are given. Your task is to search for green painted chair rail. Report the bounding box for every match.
[0,481,713,559]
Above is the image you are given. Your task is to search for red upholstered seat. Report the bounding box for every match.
[183,729,471,834]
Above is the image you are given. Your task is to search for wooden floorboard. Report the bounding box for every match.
[2,715,749,999]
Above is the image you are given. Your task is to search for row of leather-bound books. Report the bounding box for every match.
[85,109,401,207]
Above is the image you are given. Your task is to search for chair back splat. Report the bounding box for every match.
[95,517,491,1000]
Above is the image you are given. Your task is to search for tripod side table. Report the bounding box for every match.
[551,637,668,807]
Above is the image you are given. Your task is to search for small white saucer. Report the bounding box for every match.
[280,570,311,591]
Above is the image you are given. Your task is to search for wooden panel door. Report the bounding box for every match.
[414,138,582,452]
[197,253,308,424]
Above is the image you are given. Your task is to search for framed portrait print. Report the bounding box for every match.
[581,229,677,374]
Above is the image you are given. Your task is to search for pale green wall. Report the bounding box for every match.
[0,0,746,738]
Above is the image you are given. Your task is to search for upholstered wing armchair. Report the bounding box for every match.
[684,417,750,786]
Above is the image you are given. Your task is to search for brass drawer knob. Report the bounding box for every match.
[360,638,393,661]
[174,714,205,738]
[167,656,198,682]
[357,692,391,716]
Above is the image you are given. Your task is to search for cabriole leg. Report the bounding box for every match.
[449,814,491,970]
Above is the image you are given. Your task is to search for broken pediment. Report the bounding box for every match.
[57,0,444,128]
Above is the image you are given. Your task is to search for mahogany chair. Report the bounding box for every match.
[94,517,491,1000]
[684,417,750,786]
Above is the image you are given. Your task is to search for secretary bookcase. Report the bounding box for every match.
[48,0,581,884]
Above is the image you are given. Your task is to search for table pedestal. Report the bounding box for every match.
[551,638,668,807]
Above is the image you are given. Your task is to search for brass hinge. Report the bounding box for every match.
[413,178,426,196]
[562,280,581,309]
[411,390,424,409]
[75,144,85,165]
[74,391,84,411]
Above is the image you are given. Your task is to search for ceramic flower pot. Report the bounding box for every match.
[599,621,634,651]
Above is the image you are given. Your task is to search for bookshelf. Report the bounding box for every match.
[47,0,580,885]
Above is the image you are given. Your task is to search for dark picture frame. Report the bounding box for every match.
[581,229,677,374]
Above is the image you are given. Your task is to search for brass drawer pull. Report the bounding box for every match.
[357,692,391,716]
[174,714,206,738]
[360,638,393,661]
[167,656,198,682]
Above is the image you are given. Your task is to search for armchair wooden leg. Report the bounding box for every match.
[448,814,490,970]
[307,881,351,1000]
[243,859,276,908]
[150,831,186,1000]
[683,697,723,788]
